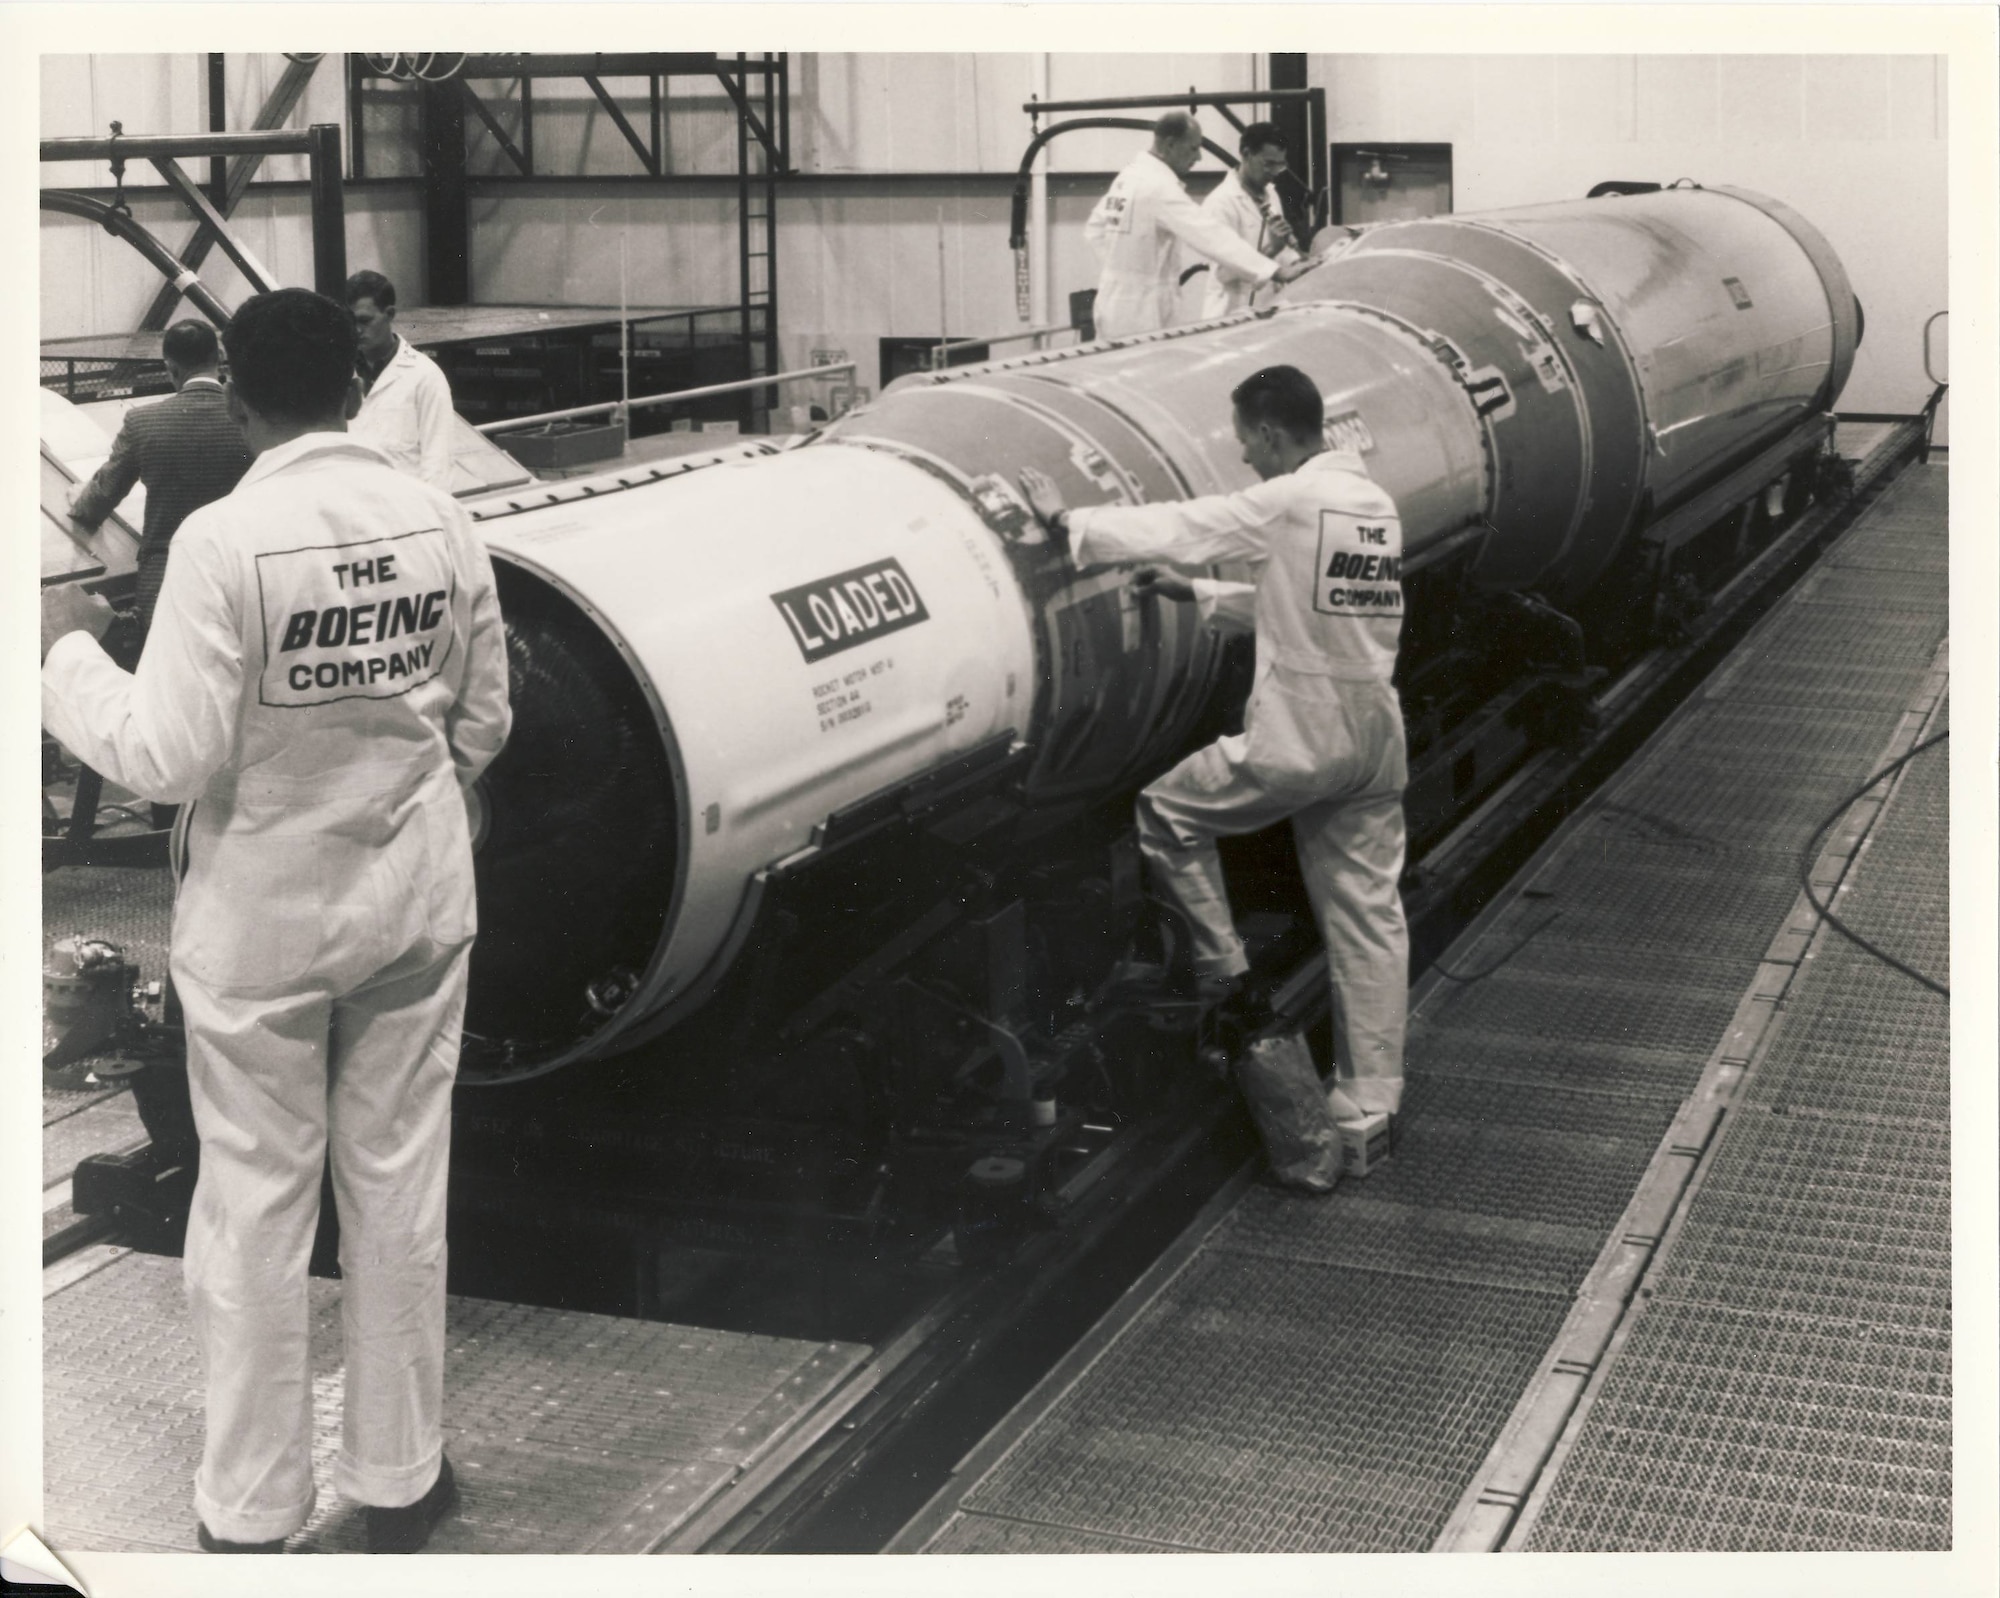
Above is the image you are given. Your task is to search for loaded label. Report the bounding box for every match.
[256,528,457,707]
[772,557,930,663]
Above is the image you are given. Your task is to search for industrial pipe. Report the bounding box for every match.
[473,361,858,435]
[1008,118,1240,251]
[39,191,232,327]
[40,129,318,162]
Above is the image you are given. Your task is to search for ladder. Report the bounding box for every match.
[730,53,787,431]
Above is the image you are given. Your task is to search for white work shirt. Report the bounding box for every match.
[44,432,512,982]
[1069,449,1403,682]
[351,334,459,491]
[1084,150,1280,339]
[1199,170,1301,320]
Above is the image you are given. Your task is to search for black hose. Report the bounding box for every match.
[1798,730,1948,998]
[1010,119,1241,250]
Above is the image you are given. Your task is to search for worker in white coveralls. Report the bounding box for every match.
[40,287,512,1555]
[1019,364,1408,1125]
[1198,122,1303,320]
[1085,111,1315,339]
[346,268,459,491]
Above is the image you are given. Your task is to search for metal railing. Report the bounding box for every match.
[928,322,1081,367]
[473,360,858,436]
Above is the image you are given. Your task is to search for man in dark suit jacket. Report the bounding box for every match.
[72,319,256,642]
[70,319,255,829]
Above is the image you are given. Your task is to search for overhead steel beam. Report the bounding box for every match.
[139,53,321,328]
[584,74,659,175]
[420,80,469,304]
[307,122,346,297]
[1267,56,1316,235]
[458,78,530,175]
[148,156,280,293]
[207,53,227,204]
[357,53,768,80]
[1024,89,1320,116]
[714,70,780,166]
[41,129,316,162]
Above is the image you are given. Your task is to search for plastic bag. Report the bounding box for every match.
[1234,1029,1342,1192]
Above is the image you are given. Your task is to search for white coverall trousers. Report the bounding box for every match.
[1138,669,1409,1117]
[177,931,468,1543]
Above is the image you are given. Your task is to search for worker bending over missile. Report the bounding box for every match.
[1019,364,1408,1124]
[1085,111,1316,339]
[41,288,512,1554]
[1197,121,1302,320]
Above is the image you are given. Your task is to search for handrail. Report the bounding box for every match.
[474,360,857,435]
[41,129,318,162]
[1009,118,1239,250]
[932,323,1080,362]
[1023,89,1322,117]
[1923,310,1947,386]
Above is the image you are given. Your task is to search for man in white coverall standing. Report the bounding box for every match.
[1085,111,1314,339]
[1019,364,1408,1124]
[1198,122,1303,321]
[41,288,512,1554]
[347,269,459,491]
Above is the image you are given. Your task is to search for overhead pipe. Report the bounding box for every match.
[40,191,233,327]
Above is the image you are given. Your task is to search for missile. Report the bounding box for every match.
[462,184,1859,1081]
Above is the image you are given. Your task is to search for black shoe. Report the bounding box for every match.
[366,1457,459,1554]
[197,1523,286,1554]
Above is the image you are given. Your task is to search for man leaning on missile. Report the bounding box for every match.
[1019,362,1409,1133]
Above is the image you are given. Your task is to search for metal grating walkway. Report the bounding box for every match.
[1518,672,1950,1552]
[43,1250,870,1554]
[900,456,1948,1555]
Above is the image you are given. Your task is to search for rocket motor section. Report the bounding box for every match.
[819,379,1238,813]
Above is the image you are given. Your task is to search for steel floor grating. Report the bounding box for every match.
[1519,465,1948,1551]
[956,1253,1573,1553]
[886,449,1948,1557]
[1649,698,1912,773]
[1210,1191,1607,1296]
[1412,942,1752,1057]
[1405,1030,1705,1101]
[44,1249,868,1554]
[1487,842,1801,964]
[1523,1303,1950,1550]
[925,1513,1198,1552]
